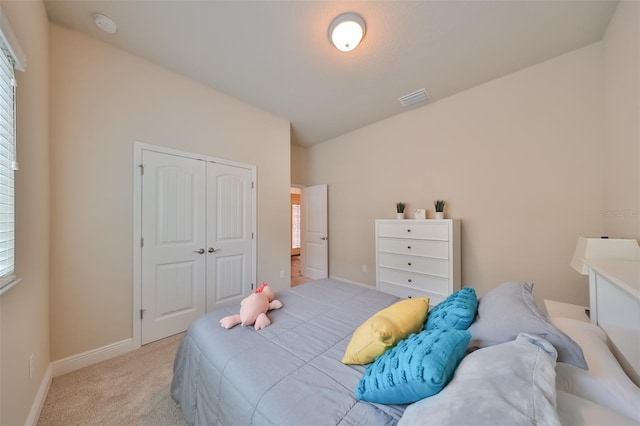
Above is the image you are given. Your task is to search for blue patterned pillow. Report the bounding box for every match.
[355,328,471,404]
[425,288,478,331]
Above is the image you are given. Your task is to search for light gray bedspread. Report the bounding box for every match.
[171,278,407,425]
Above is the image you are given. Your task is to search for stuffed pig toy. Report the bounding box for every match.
[220,282,283,330]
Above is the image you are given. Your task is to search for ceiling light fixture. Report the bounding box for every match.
[328,12,366,52]
[93,13,118,34]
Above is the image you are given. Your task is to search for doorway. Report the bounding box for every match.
[290,187,310,286]
[290,184,328,286]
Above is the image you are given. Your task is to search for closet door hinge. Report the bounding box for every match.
[140,237,144,248]
[138,164,144,175]
[251,232,254,240]
[251,181,254,189]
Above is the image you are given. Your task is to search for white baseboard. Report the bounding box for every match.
[27,339,136,425]
[51,338,135,378]
[329,275,373,288]
[25,363,52,426]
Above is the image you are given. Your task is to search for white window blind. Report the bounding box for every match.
[292,204,301,249]
[0,39,16,291]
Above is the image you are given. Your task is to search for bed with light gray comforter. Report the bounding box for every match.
[171,279,406,425]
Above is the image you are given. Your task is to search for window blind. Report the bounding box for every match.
[0,41,16,290]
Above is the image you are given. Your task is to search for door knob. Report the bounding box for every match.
[208,247,216,253]
[193,248,205,254]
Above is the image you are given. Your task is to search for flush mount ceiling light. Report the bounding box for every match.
[328,12,366,52]
[93,13,118,34]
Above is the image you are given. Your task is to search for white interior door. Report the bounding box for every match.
[141,150,206,345]
[301,184,328,279]
[206,162,254,311]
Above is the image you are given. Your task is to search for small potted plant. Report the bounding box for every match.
[434,200,445,219]
[396,202,406,219]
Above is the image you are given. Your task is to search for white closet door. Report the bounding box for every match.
[141,150,206,345]
[206,162,253,311]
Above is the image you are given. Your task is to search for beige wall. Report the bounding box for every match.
[49,24,291,360]
[0,1,50,424]
[307,44,605,307]
[0,2,633,422]
[291,142,308,186]
[602,1,640,239]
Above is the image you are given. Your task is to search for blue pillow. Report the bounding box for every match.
[425,288,478,331]
[355,328,471,404]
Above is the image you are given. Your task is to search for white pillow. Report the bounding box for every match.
[556,391,638,426]
[467,281,587,369]
[551,317,640,421]
[398,333,560,426]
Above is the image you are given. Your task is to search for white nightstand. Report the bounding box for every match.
[544,299,590,322]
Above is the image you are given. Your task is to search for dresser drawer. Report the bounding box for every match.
[378,237,448,259]
[375,219,460,307]
[378,282,446,306]
[378,252,449,277]
[377,221,449,241]
[378,267,449,295]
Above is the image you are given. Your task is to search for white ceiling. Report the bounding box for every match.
[44,1,618,147]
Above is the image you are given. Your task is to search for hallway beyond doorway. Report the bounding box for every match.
[291,255,312,287]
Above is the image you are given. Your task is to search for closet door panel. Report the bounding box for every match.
[206,163,253,310]
[141,150,206,344]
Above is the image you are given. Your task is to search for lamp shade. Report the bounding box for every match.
[570,237,640,275]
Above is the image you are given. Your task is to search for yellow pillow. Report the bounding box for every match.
[342,297,430,365]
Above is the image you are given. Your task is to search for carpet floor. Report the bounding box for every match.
[38,333,188,426]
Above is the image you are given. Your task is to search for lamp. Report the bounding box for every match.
[329,12,366,52]
[570,237,640,274]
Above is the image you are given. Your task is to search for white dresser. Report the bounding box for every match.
[586,259,640,386]
[375,219,461,306]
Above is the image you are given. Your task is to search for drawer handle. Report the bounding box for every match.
[407,246,412,249]
[407,278,412,283]
[407,262,412,266]
[406,229,411,233]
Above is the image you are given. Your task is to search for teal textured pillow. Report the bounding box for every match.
[425,288,478,331]
[355,328,471,404]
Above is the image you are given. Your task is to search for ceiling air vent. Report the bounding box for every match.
[398,88,430,107]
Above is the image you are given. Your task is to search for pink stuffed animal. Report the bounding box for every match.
[220,282,283,330]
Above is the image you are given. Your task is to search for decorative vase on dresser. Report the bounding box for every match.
[375,219,461,307]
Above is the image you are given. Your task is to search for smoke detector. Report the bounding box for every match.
[93,13,118,34]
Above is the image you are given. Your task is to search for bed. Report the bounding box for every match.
[171,278,640,425]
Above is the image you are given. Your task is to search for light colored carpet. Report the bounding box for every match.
[38,333,188,426]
